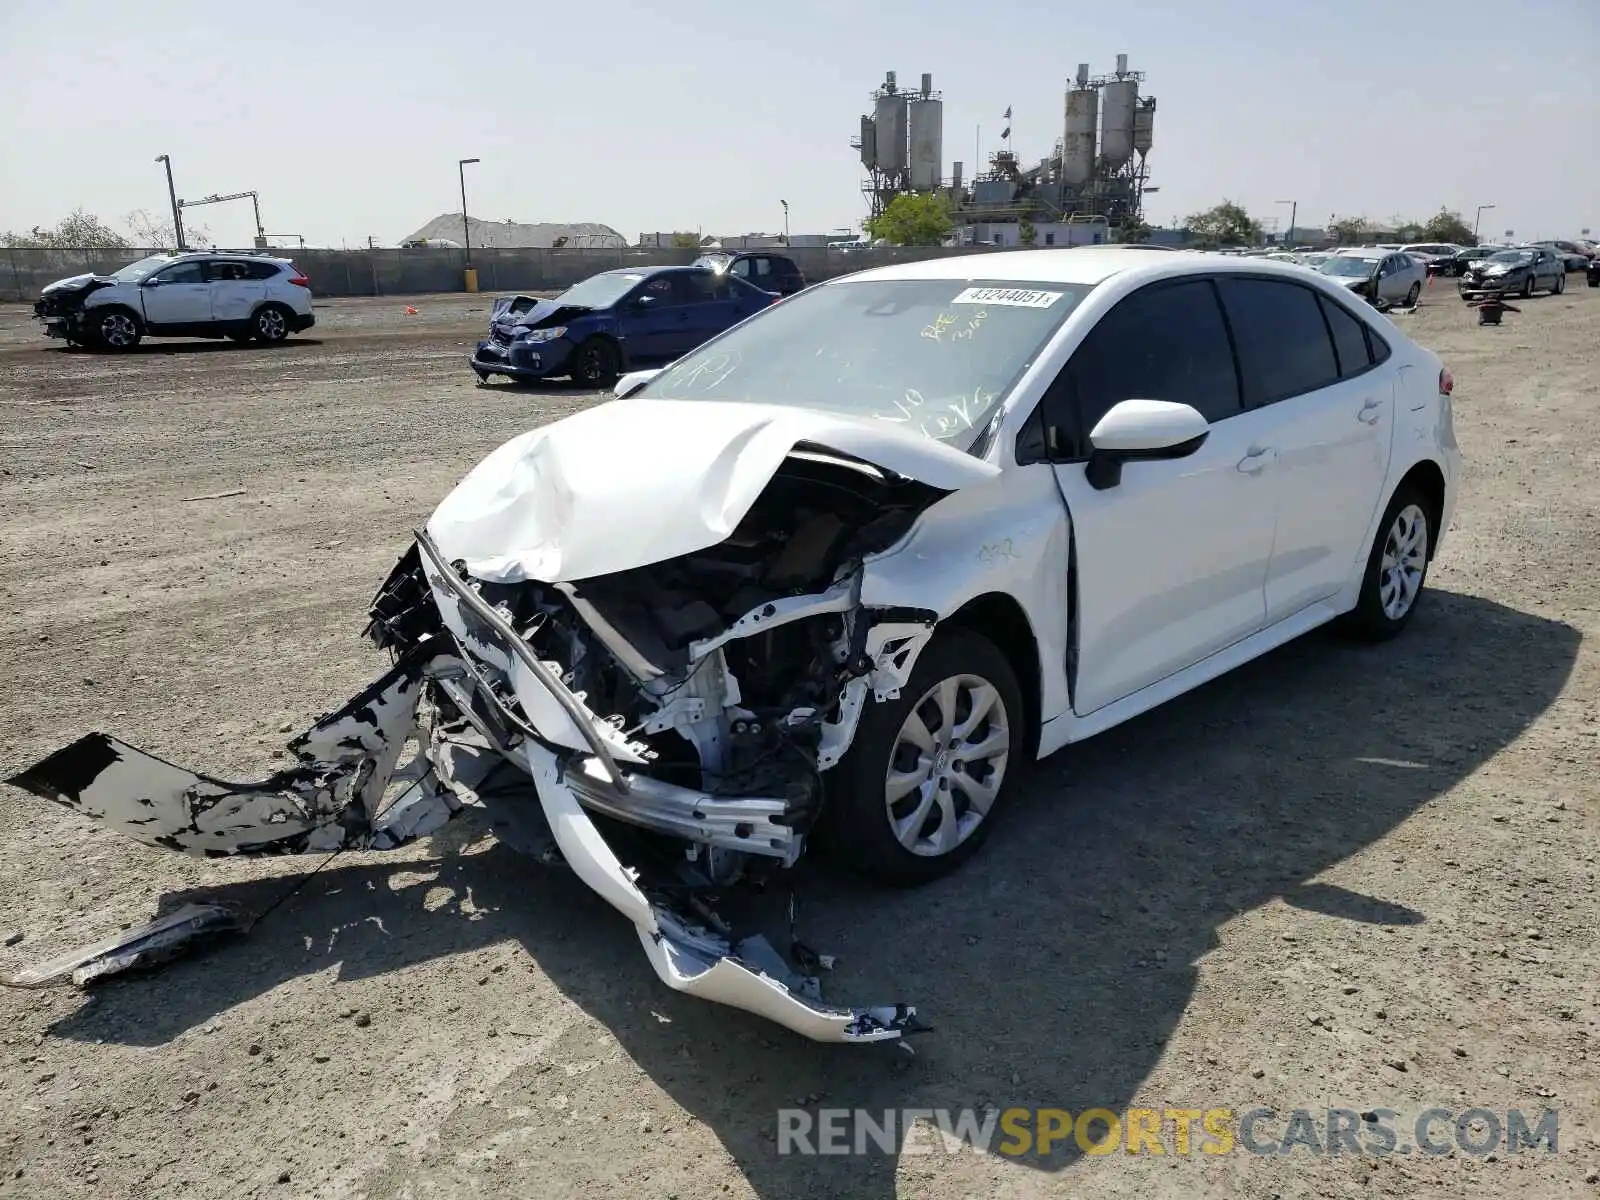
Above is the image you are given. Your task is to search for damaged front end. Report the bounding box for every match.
[7,436,965,1044]
[33,275,117,343]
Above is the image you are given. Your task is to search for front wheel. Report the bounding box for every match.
[826,629,1025,887]
[1522,274,1536,298]
[568,338,619,388]
[1344,485,1432,641]
[92,308,143,351]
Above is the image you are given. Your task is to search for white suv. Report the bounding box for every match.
[32,252,316,350]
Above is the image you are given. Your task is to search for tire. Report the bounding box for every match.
[251,304,292,343]
[1404,281,1421,306]
[1588,276,1599,288]
[1522,274,1536,298]
[826,628,1025,887]
[568,338,619,388]
[1553,272,1565,295]
[90,307,143,351]
[1344,484,1433,642]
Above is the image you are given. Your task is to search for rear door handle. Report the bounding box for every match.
[1237,446,1277,474]
[1358,398,1384,424]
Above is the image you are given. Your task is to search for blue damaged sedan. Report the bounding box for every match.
[471,265,779,388]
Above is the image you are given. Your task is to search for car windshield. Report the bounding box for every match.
[692,255,732,272]
[553,271,651,309]
[634,277,1094,449]
[1319,256,1380,278]
[110,255,176,282]
[1489,250,1532,264]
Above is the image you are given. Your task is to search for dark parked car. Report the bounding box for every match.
[1439,246,1502,277]
[693,251,807,296]
[1527,241,1591,271]
[1458,247,1566,299]
[471,265,778,387]
[1587,255,1600,288]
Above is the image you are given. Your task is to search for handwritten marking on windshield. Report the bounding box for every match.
[871,384,993,439]
[921,313,958,342]
[978,537,1019,563]
[665,350,741,392]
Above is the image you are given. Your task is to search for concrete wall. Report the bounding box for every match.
[3,243,1022,302]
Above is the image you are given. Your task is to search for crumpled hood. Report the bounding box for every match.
[489,296,587,332]
[41,273,112,295]
[426,397,1000,583]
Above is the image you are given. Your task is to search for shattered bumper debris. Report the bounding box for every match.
[5,525,929,1045]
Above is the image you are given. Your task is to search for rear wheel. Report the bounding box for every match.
[1404,281,1421,306]
[1553,271,1565,295]
[252,304,292,343]
[1522,274,1536,298]
[826,629,1024,887]
[1344,484,1432,641]
[568,338,619,388]
[92,308,143,351]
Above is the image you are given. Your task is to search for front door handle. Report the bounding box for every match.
[1358,398,1383,424]
[1237,446,1277,474]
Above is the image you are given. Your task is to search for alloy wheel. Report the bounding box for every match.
[100,313,137,348]
[257,308,288,340]
[1379,503,1429,621]
[885,674,1011,857]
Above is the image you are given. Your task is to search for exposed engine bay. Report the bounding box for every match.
[6,436,966,1044]
[32,275,118,343]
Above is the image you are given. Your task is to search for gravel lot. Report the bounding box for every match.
[0,282,1596,1200]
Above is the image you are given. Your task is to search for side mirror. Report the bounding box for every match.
[142,277,162,287]
[633,294,657,309]
[613,368,662,399]
[1084,399,1210,490]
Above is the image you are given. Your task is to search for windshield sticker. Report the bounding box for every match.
[950,287,1063,308]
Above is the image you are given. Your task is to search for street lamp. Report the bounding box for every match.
[154,154,185,250]
[1276,198,1297,247]
[780,199,790,245]
[458,157,480,266]
[1474,204,1495,242]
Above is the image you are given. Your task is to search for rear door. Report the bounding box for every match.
[667,271,738,354]
[1215,276,1394,623]
[137,260,212,327]
[206,259,269,323]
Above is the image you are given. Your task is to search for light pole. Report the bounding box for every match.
[154,154,185,250]
[1276,199,1297,247]
[1474,204,1495,242]
[780,199,790,245]
[458,157,480,265]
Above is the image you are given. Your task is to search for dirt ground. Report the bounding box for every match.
[0,280,1596,1200]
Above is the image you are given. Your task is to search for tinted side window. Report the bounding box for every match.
[729,259,751,278]
[753,258,773,277]
[673,272,724,304]
[1367,326,1392,366]
[1216,277,1339,405]
[1062,278,1241,455]
[246,261,280,280]
[155,262,206,284]
[1318,294,1372,378]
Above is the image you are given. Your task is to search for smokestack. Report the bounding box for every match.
[920,72,932,96]
[1116,52,1128,75]
[885,70,897,92]
[952,161,963,189]
[1076,63,1090,86]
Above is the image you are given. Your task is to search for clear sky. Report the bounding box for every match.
[1,0,1595,248]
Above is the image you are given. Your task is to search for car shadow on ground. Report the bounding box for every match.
[52,339,323,356]
[47,590,1580,1198]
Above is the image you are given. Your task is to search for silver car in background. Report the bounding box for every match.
[1317,248,1427,307]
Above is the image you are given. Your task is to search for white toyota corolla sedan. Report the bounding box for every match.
[10,249,1460,1045]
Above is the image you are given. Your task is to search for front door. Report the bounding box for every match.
[1214,276,1394,622]
[1042,277,1279,715]
[615,274,682,360]
[138,260,212,327]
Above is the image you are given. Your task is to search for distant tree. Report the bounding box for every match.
[670,232,700,249]
[1183,201,1261,247]
[124,208,211,249]
[1018,220,1038,247]
[1,208,130,249]
[1418,209,1475,245]
[866,193,953,246]
[1118,216,1152,243]
[1327,215,1370,246]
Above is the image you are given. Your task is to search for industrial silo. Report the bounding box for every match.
[874,91,909,172]
[908,92,943,191]
[1062,80,1098,188]
[1099,78,1138,170]
[1133,99,1155,154]
[859,114,878,168]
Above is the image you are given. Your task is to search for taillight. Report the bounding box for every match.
[287,264,310,287]
[1439,367,1453,395]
